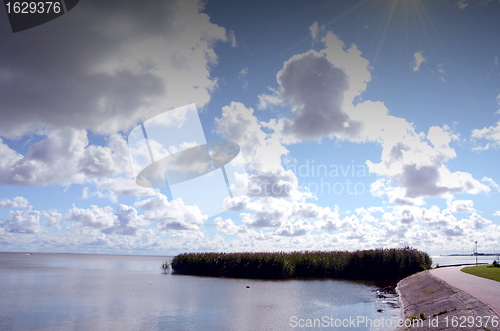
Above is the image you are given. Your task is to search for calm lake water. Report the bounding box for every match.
[431,255,500,267]
[0,252,403,331]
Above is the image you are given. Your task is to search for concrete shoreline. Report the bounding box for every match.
[396,270,499,331]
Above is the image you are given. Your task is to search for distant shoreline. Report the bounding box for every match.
[444,254,500,257]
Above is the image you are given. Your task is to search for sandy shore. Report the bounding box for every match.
[396,270,500,331]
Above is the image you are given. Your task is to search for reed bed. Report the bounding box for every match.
[169,247,431,280]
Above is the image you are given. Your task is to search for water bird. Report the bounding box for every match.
[150,283,152,285]
[246,285,250,288]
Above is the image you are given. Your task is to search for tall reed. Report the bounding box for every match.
[168,247,431,280]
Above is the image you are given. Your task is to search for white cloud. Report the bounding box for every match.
[102,204,148,236]
[362,114,488,204]
[494,211,500,216]
[0,196,29,208]
[220,31,487,210]
[42,210,62,230]
[257,88,283,110]
[65,205,117,229]
[0,128,132,186]
[453,213,492,230]
[214,217,247,235]
[274,219,313,237]
[0,206,43,234]
[135,194,207,231]
[447,199,475,213]
[215,101,288,169]
[482,177,500,192]
[413,52,426,72]
[472,121,500,149]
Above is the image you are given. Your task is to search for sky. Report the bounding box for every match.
[1,0,500,256]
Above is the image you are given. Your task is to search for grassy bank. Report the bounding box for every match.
[461,264,500,282]
[169,247,431,280]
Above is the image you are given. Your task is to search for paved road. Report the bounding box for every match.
[430,266,500,317]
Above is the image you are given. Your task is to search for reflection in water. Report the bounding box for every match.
[0,253,401,330]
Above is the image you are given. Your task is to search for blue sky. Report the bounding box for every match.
[1,0,500,256]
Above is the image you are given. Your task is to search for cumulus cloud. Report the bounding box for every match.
[361,113,488,204]
[0,128,132,186]
[215,101,288,169]
[447,199,475,213]
[277,51,361,141]
[215,101,312,202]
[459,213,491,230]
[257,27,371,143]
[274,219,313,237]
[0,206,43,234]
[102,205,148,236]
[0,0,229,139]
[63,203,148,236]
[65,205,117,229]
[0,196,28,208]
[214,217,247,235]
[246,167,311,200]
[219,26,489,220]
[42,210,62,230]
[135,194,207,231]
[472,121,500,149]
[238,197,346,232]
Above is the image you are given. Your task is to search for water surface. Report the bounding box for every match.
[0,252,401,330]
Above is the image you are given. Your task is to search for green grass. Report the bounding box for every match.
[461,265,500,282]
[168,247,432,281]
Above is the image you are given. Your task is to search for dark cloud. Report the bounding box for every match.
[278,52,362,141]
[397,165,454,198]
[399,210,415,224]
[0,0,225,138]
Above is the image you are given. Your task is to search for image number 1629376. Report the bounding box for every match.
[3,0,79,32]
